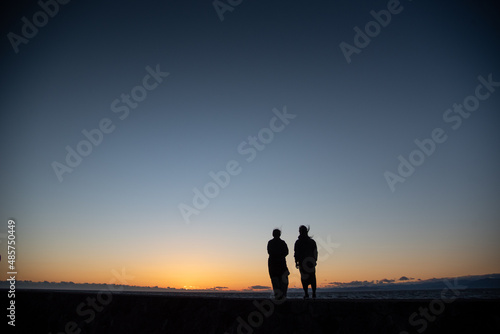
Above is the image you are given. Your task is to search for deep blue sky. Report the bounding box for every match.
[1,0,499,289]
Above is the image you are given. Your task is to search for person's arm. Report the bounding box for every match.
[294,241,300,268]
[313,240,318,263]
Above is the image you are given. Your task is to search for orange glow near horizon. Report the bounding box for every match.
[4,220,499,291]
[9,254,500,291]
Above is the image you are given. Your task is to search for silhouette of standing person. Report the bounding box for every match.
[294,225,318,299]
[267,229,289,300]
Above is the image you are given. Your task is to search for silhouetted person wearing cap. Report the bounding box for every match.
[294,225,318,299]
[267,229,289,300]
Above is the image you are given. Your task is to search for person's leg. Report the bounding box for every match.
[270,276,281,299]
[301,280,309,298]
[280,271,289,299]
[299,268,309,298]
[311,272,317,298]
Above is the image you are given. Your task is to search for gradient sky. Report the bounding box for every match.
[1,0,499,290]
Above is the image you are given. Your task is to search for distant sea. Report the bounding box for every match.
[89,288,500,300]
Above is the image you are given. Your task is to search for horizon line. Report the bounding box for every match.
[2,273,499,292]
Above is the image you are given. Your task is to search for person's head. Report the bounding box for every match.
[299,225,309,237]
[272,229,281,238]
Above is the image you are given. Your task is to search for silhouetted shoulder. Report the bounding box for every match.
[268,238,288,258]
[294,236,317,261]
